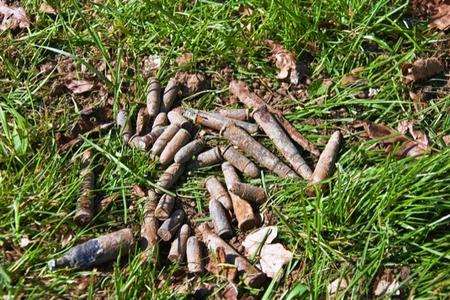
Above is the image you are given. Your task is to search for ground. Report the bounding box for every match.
[0,0,449,299]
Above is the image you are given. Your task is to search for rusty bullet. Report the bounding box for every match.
[220,145,259,178]
[217,108,250,121]
[157,162,184,191]
[74,149,95,226]
[168,224,190,263]
[159,128,191,166]
[146,78,161,118]
[162,77,179,112]
[140,189,159,254]
[222,124,297,178]
[151,124,180,157]
[174,139,204,164]
[135,107,150,136]
[157,209,186,241]
[154,194,176,220]
[195,146,223,167]
[168,108,191,130]
[204,176,232,211]
[209,199,233,239]
[116,109,133,143]
[186,236,203,273]
[48,228,134,270]
[129,126,166,150]
[151,112,168,132]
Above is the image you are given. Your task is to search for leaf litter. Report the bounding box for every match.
[0,0,30,31]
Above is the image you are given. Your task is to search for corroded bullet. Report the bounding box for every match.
[151,124,180,157]
[220,145,259,178]
[159,128,191,166]
[146,78,161,118]
[129,126,166,150]
[151,112,168,132]
[116,109,133,143]
[136,107,150,136]
[154,194,175,220]
[168,224,190,263]
[209,199,233,239]
[140,189,159,254]
[186,236,203,273]
[217,108,250,121]
[204,176,232,211]
[168,108,191,130]
[162,77,179,112]
[222,124,297,178]
[307,131,343,195]
[157,162,184,191]
[183,108,258,134]
[196,146,223,167]
[199,224,265,287]
[230,192,258,232]
[174,139,204,164]
[74,149,95,226]
[157,209,186,241]
[48,228,134,270]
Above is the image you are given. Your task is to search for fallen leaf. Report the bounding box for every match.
[402,58,444,84]
[65,80,94,94]
[373,269,401,297]
[19,236,31,248]
[362,122,407,144]
[142,55,161,77]
[176,52,193,66]
[443,134,450,146]
[0,1,30,31]
[239,5,253,17]
[222,283,238,300]
[259,243,293,278]
[429,4,450,30]
[242,226,278,257]
[175,72,208,96]
[265,40,299,84]
[328,278,348,296]
[39,2,57,14]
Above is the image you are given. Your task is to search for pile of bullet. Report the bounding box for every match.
[49,77,343,288]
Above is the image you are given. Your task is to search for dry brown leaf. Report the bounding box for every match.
[443,134,450,146]
[175,72,208,96]
[373,269,401,297]
[402,58,444,84]
[328,278,348,296]
[142,55,161,77]
[429,4,450,30]
[265,40,299,84]
[259,243,293,278]
[65,80,94,94]
[363,122,408,144]
[19,236,31,248]
[0,1,30,31]
[39,2,57,14]
[222,283,238,300]
[242,226,278,257]
[176,52,193,66]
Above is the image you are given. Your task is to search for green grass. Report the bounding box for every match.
[1,0,449,298]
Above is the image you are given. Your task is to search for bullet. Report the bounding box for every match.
[162,77,179,112]
[174,139,204,164]
[151,124,180,158]
[209,199,233,239]
[220,145,259,178]
[48,228,134,270]
[157,209,186,241]
[154,194,176,220]
[116,109,133,143]
[146,78,161,118]
[74,149,95,226]
[151,112,168,132]
[307,131,343,195]
[186,236,203,273]
[204,176,232,211]
[221,162,266,204]
[183,108,258,134]
[195,146,223,167]
[222,124,298,178]
[168,224,190,263]
[199,224,266,287]
[168,108,191,130]
[157,162,184,191]
[217,108,250,121]
[128,126,166,150]
[159,128,191,166]
[140,189,159,253]
[135,107,150,136]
